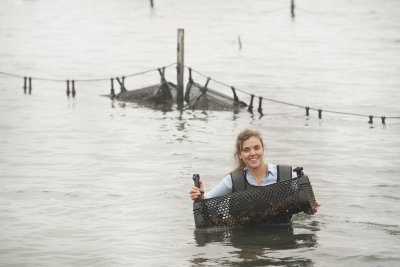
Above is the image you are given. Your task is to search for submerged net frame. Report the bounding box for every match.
[193,175,317,228]
[116,81,177,103]
[185,80,246,111]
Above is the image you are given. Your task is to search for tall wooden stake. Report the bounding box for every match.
[150,0,154,8]
[177,29,184,108]
[291,0,295,18]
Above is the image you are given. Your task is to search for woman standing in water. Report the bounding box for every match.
[189,128,319,215]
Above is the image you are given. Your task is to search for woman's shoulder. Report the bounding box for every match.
[268,163,277,168]
[267,163,278,172]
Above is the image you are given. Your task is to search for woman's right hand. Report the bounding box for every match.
[189,179,204,201]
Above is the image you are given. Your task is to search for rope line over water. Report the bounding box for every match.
[1,63,399,125]
[185,65,400,124]
[1,63,176,98]
[0,63,176,83]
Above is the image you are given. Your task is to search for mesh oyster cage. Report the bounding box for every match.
[193,175,317,228]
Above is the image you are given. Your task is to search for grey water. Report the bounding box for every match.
[1,0,400,266]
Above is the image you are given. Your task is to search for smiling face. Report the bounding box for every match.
[239,135,265,171]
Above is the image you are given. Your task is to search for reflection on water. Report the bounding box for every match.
[111,98,175,113]
[193,223,318,266]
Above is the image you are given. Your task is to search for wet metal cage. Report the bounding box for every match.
[193,176,317,228]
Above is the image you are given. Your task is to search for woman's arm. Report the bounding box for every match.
[189,175,232,200]
[203,175,232,199]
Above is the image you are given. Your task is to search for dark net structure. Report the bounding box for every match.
[116,81,177,104]
[114,67,177,105]
[185,79,247,111]
[193,175,317,228]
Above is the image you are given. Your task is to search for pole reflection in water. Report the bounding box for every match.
[192,223,319,265]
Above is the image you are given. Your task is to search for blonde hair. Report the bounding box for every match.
[233,129,264,171]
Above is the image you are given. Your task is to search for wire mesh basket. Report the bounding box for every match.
[193,175,317,228]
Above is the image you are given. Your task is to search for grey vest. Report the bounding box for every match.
[230,165,293,192]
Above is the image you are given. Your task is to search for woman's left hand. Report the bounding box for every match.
[306,201,320,215]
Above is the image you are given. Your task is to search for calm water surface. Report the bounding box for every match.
[1,0,400,266]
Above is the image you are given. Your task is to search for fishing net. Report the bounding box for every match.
[114,67,248,111]
[193,175,317,228]
[185,80,247,111]
[114,67,177,104]
[116,81,177,104]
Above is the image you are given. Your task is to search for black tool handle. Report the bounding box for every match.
[192,174,200,188]
[293,167,304,177]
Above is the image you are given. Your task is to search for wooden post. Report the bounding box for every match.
[150,0,154,8]
[291,0,295,18]
[238,35,242,50]
[177,28,184,107]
